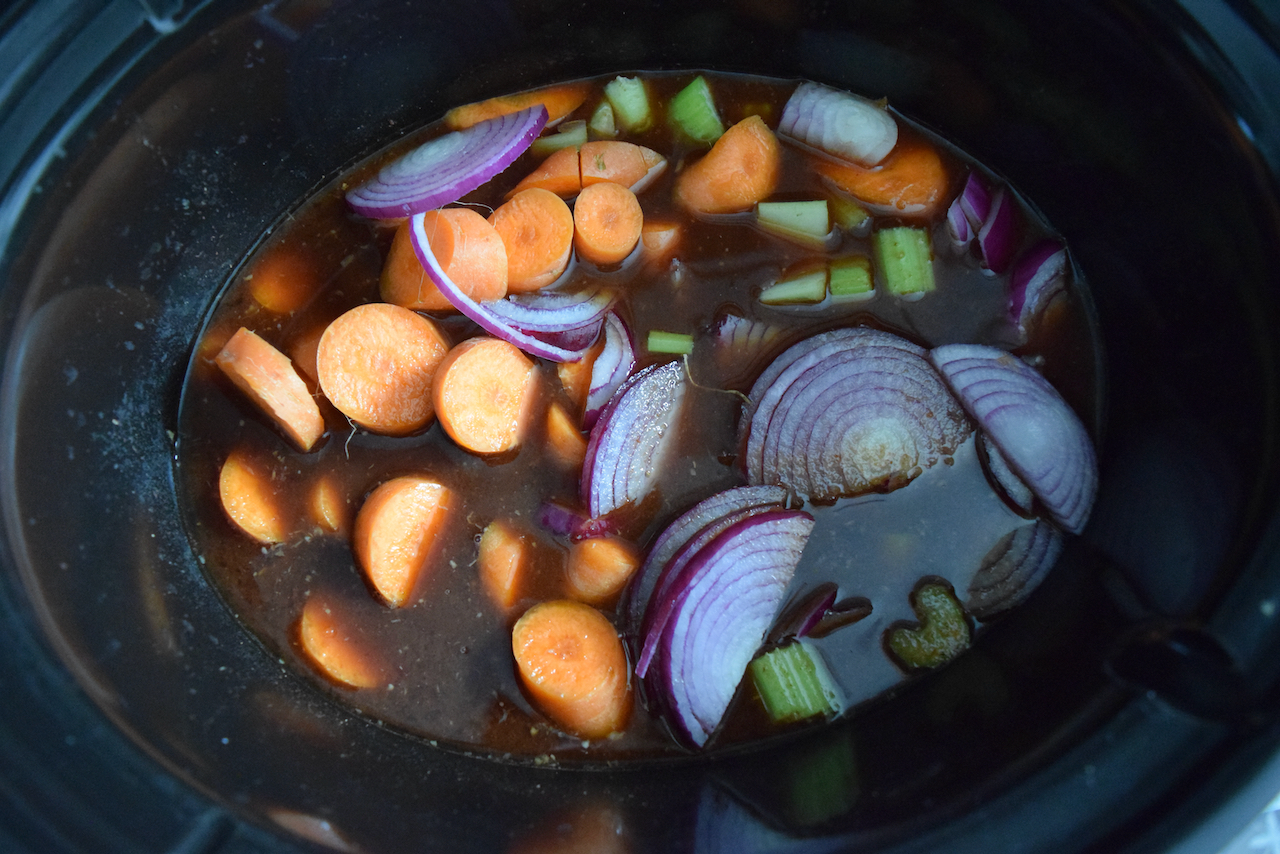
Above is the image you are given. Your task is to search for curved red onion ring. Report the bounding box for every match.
[976,187,1019,274]
[778,81,898,167]
[929,344,1098,533]
[966,520,1063,619]
[979,432,1034,513]
[1008,239,1068,334]
[347,105,547,218]
[482,287,614,334]
[584,312,636,430]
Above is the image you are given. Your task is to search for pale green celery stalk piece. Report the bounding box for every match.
[604,76,652,133]
[749,639,843,724]
[647,330,694,355]
[829,193,871,233]
[530,120,588,157]
[759,269,827,305]
[873,226,935,296]
[588,100,617,138]
[828,255,874,302]
[669,75,725,144]
[756,200,830,249]
[887,583,971,669]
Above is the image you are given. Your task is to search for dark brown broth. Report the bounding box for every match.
[175,70,1102,761]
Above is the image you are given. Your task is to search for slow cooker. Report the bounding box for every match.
[3,1,1280,851]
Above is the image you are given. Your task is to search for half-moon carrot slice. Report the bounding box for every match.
[509,146,583,199]
[445,82,590,130]
[381,210,508,311]
[316,303,450,435]
[488,188,575,293]
[298,595,383,688]
[219,447,287,545]
[433,336,537,455]
[579,141,666,191]
[215,327,325,452]
[563,535,640,607]
[813,136,949,218]
[478,519,532,613]
[352,475,452,608]
[673,114,781,215]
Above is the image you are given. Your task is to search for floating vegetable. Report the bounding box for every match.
[1008,239,1068,335]
[779,81,898,167]
[966,521,1064,619]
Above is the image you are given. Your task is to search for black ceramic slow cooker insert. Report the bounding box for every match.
[3,1,1280,852]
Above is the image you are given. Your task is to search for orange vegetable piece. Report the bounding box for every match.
[489,188,575,292]
[219,448,287,545]
[298,595,383,688]
[673,114,781,215]
[579,141,666,191]
[509,146,583,199]
[433,336,537,455]
[640,220,682,268]
[563,536,640,607]
[352,475,452,608]
[381,210,507,311]
[478,519,532,613]
[813,136,950,218]
[247,245,319,314]
[315,303,450,435]
[545,401,588,468]
[309,473,347,533]
[572,181,644,266]
[511,599,632,739]
[215,327,325,452]
[444,82,590,130]
[556,335,605,416]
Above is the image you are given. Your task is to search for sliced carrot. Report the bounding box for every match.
[813,136,950,218]
[309,473,347,533]
[579,141,666,191]
[673,114,781,215]
[545,401,588,468]
[316,303,450,436]
[639,219,682,269]
[215,327,325,452]
[478,519,532,612]
[488,188,575,292]
[352,475,452,608]
[556,335,605,416]
[381,210,507,311]
[572,181,644,267]
[433,336,537,455]
[219,448,287,545]
[287,319,327,386]
[509,146,582,199]
[298,595,383,688]
[247,244,319,314]
[511,599,631,738]
[444,82,591,130]
[563,535,641,607]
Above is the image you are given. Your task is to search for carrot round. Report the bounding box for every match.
[381,210,507,311]
[445,82,590,130]
[813,137,949,217]
[247,245,318,314]
[488,188,575,292]
[316,303,450,435]
[580,141,666,191]
[511,599,631,738]
[219,448,287,545]
[673,114,781,215]
[353,475,452,608]
[215,327,325,452]
[433,336,537,455]
[573,181,644,267]
[509,146,583,199]
[478,519,531,613]
[298,595,383,688]
[563,535,640,607]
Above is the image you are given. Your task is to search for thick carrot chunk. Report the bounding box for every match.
[219,448,287,545]
[579,141,666,191]
[563,536,641,607]
[352,475,452,608]
[478,519,531,613]
[545,401,588,468]
[298,595,383,688]
[813,137,949,218]
[316,303,450,436]
[488,188,575,293]
[215,327,325,452]
[511,599,631,738]
[639,220,683,269]
[381,210,507,311]
[673,114,781,215]
[433,337,537,455]
[509,146,582,199]
[573,181,644,267]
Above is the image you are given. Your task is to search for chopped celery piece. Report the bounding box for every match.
[756,200,831,248]
[647,330,694,355]
[887,583,971,670]
[828,255,873,302]
[759,269,827,305]
[750,640,843,724]
[873,226,935,297]
[829,194,871,232]
[588,100,616,138]
[604,76,652,133]
[530,120,588,157]
[669,75,725,144]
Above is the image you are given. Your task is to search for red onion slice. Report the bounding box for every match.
[584,312,636,430]
[957,171,991,230]
[580,360,688,521]
[408,211,594,362]
[1008,239,1068,334]
[979,432,1034,513]
[945,195,972,247]
[347,105,548,218]
[778,81,899,167]
[966,520,1063,619]
[653,509,814,746]
[975,187,1020,274]
[482,287,615,334]
[929,344,1098,533]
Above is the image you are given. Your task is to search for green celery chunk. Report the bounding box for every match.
[750,640,843,724]
[604,76,652,133]
[588,100,616,138]
[669,75,725,144]
[530,120,588,157]
[756,200,831,248]
[647,330,694,355]
[759,269,827,306]
[873,226,935,297]
[828,255,873,302]
[888,583,971,670]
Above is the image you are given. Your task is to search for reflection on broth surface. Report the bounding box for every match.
[175,70,1102,760]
